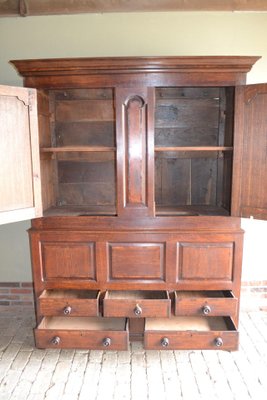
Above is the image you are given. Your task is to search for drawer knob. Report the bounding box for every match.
[202,305,211,315]
[63,306,72,315]
[51,336,61,345]
[134,304,142,316]
[161,337,169,347]
[214,337,223,347]
[102,337,111,347]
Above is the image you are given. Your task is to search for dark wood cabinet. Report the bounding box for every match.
[7,55,267,350]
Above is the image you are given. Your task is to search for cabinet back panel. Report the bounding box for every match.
[56,99,114,122]
[154,87,233,213]
[57,160,116,206]
[155,156,220,206]
[53,88,115,147]
[56,121,115,147]
[54,89,114,101]
[155,88,220,147]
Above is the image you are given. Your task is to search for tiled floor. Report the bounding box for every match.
[0,306,267,400]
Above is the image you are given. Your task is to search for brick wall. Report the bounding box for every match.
[0,282,34,306]
[241,280,267,310]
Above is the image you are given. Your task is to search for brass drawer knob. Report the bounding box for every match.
[161,337,169,347]
[102,337,111,347]
[134,304,142,316]
[51,336,61,345]
[214,337,223,347]
[63,306,72,315]
[202,305,211,315]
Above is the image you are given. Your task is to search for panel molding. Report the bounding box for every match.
[2,1,267,17]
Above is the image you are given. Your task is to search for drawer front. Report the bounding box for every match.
[144,316,238,351]
[35,328,129,350]
[103,290,171,318]
[39,290,100,317]
[174,291,237,316]
[35,317,129,350]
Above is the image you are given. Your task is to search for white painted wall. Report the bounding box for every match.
[0,11,267,281]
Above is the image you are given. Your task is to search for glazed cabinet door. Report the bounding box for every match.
[0,85,42,224]
[232,84,267,220]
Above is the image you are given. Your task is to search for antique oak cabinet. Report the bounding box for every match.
[1,56,267,350]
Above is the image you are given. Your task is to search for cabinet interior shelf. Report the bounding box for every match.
[155,146,233,152]
[40,146,116,153]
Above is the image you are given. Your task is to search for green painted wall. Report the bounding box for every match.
[0,11,267,281]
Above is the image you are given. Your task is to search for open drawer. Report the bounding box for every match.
[39,290,100,317]
[103,290,171,318]
[174,291,237,316]
[144,316,238,351]
[35,317,129,350]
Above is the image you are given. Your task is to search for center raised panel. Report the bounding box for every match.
[108,243,166,282]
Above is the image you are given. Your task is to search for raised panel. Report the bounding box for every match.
[178,242,234,282]
[232,84,267,220]
[41,242,96,280]
[0,85,42,224]
[116,87,155,217]
[108,243,165,282]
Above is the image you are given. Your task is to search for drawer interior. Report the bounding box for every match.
[175,290,234,299]
[39,289,100,300]
[105,290,169,300]
[38,316,127,331]
[145,316,235,332]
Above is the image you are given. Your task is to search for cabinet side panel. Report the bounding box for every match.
[38,90,56,210]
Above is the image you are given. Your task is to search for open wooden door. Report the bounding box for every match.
[0,85,42,224]
[231,83,267,220]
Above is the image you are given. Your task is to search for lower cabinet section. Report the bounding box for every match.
[31,223,242,351]
[144,316,238,351]
[35,317,129,350]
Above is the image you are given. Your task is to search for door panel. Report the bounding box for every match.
[232,84,267,220]
[0,85,42,224]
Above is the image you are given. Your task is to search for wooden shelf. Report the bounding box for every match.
[40,146,116,153]
[156,205,230,216]
[43,205,117,217]
[155,146,233,152]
